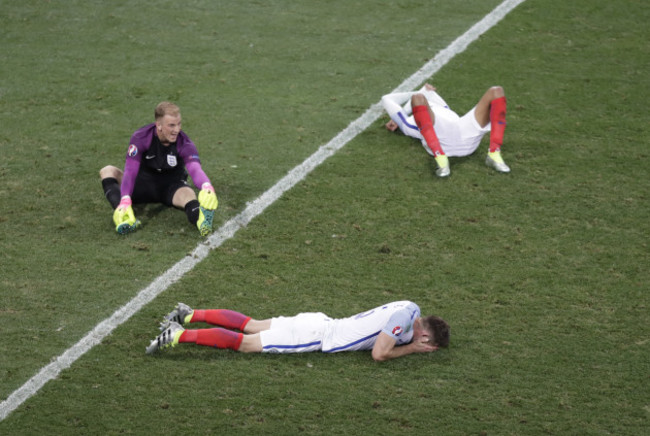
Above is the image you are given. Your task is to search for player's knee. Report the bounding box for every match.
[411,93,428,106]
[489,86,505,99]
[173,186,196,208]
[380,95,392,110]
[99,165,121,179]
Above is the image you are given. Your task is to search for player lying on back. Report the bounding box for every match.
[381,84,510,177]
[100,102,218,235]
[146,301,450,361]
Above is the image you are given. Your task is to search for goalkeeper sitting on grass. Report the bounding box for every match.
[100,102,218,236]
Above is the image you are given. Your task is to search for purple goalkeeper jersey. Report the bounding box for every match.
[120,123,210,197]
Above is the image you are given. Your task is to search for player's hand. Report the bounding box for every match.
[114,196,135,223]
[411,339,438,354]
[113,196,138,234]
[424,83,437,92]
[385,120,399,132]
[198,183,218,210]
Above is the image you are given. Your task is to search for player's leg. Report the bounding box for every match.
[474,86,510,173]
[145,322,261,354]
[146,313,318,355]
[474,86,506,149]
[183,329,263,353]
[182,307,255,331]
[171,184,214,236]
[473,86,503,127]
[161,303,271,333]
[243,318,273,333]
[171,185,197,209]
[116,172,169,233]
[100,165,143,233]
[179,328,262,352]
[170,184,205,233]
[100,165,123,209]
[411,94,449,177]
[147,305,267,354]
[185,312,270,335]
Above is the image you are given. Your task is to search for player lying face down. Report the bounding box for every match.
[147,300,450,362]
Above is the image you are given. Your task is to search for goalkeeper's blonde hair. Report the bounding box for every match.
[155,102,180,120]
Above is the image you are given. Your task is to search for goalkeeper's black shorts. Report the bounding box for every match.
[131,170,190,207]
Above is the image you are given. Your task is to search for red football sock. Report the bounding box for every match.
[489,96,507,153]
[413,105,445,156]
[190,309,251,331]
[179,328,243,350]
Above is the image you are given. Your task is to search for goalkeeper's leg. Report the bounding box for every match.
[180,198,210,235]
[184,199,201,226]
[100,166,141,233]
[197,184,218,236]
[100,166,124,209]
[196,205,215,236]
[172,186,216,236]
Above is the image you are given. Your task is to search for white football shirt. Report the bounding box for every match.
[321,301,420,353]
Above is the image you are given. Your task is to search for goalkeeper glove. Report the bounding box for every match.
[113,196,139,234]
[198,182,218,210]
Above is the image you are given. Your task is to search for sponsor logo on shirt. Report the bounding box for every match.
[392,326,403,336]
[127,144,138,157]
[167,155,177,167]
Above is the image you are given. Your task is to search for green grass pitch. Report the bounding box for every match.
[0,0,648,434]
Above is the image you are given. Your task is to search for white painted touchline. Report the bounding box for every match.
[0,0,527,421]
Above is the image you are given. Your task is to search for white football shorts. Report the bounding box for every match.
[398,106,491,157]
[260,312,331,353]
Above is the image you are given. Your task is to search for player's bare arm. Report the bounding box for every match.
[371,331,437,362]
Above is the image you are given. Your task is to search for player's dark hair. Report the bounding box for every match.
[422,316,450,348]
